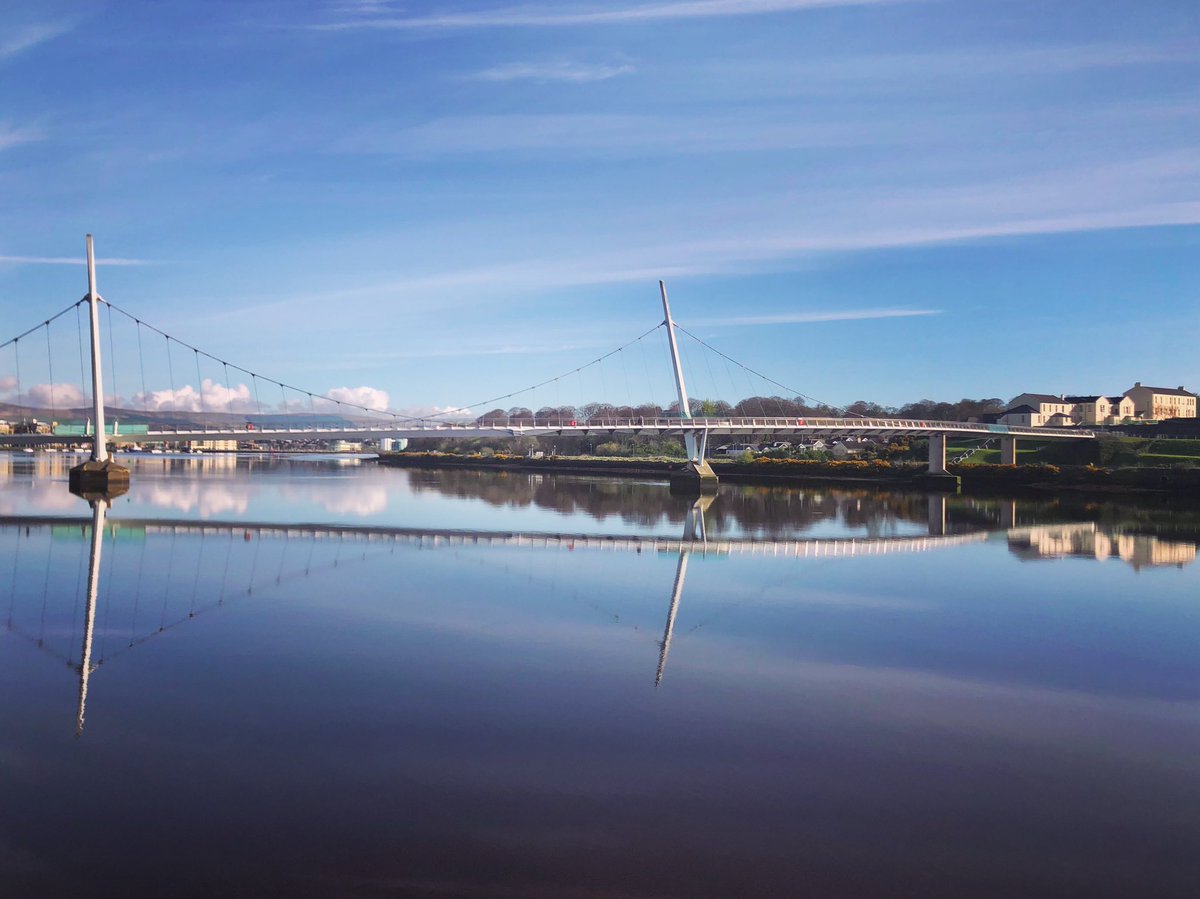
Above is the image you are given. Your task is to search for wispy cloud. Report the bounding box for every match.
[0,22,73,61]
[0,123,46,153]
[337,112,854,156]
[0,255,155,266]
[311,0,905,31]
[741,41,1200,86]
[695,308,940,326]
[469,59,635,83]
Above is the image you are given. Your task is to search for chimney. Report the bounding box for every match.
[1134,382,1141,387]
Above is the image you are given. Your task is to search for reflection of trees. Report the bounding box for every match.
[405,469,932,536]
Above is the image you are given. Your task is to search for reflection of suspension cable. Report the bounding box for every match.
[99,523,119,662]
[160,530,177,630]
[190,530,205,617]
[277,532,289,585]
[130,537,148,646]
[218,530,234,607]
[7,525,22,626]
[247,530,262,594]
[39,534,53,644]
[102,531,408,665]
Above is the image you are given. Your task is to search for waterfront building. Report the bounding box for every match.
[1008,393,1077,425]
[1123,383,1198,420]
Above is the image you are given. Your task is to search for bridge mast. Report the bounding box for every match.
[660,281,718,494]
[69,235,129,493]
[660,281,692,424]
[85,235,108,463]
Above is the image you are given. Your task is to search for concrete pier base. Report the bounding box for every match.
[69,459,130,497]
[669,460,719,495]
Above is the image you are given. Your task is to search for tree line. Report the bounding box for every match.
[473,396,1008,425]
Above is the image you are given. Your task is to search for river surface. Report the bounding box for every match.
[1,452,1199,897]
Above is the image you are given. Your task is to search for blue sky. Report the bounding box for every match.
[1,0,1198,416]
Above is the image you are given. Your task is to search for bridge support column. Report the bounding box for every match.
[912,433,960,491]
[670,458,719,495]
[1000,436,1018,465]
[927,433,948,474]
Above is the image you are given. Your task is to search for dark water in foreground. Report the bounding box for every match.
[2,453,1199,897]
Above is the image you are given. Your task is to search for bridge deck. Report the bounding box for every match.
[2,415,1094,445]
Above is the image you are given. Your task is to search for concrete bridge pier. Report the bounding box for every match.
[670,428,719,495]
[913,433,960,491]
[928,433,948,474]
[1000,437,1018,465]
[670,459,719,495]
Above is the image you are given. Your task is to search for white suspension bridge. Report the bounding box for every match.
[1,236,1094,492]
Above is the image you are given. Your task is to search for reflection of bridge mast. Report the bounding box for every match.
[656,495,712,687]
[74,492,119,737]
[75,499,105,735]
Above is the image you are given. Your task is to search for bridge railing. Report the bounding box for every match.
[458,416,1089,438]
[30,415,1091,440]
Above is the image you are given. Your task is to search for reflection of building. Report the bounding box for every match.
[1008,524,1196,570]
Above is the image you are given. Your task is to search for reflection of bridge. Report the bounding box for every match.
[3,238,1092,491]
[3,493,1016,735]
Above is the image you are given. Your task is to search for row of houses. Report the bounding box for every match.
[997,383,1197,428]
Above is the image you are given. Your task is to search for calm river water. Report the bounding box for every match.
[2,452,1199,897]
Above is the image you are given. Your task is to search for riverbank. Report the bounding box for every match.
[377,452,1200,495]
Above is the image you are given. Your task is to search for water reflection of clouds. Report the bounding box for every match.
[139,482,251,518]
[0,482,80,515]
[277,482,390,518]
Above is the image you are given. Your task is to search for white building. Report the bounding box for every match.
[1008,394,1076,425]
[1123,383,1197,421]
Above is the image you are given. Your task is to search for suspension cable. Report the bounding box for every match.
[100,298,416,424]
[429,322,665,420]
[675,323,866,418]
[0,299,81,351]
